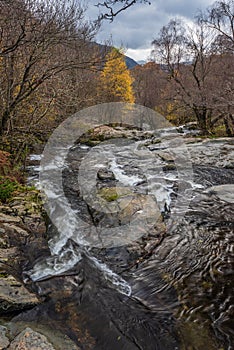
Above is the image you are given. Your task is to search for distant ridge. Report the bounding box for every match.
[125,55,139,69]
[137,60,146,65]
[92,42,139,69]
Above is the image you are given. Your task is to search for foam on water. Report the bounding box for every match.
[110,159,143,186]
[29,154,42,161]
[89,256,132,296]
[27,241,82,282]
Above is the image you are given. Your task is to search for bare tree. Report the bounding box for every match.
[152,18,218,133]
[201,0,234,134]
[0,0,99,135]
[0,0,27,56]
[203,0,234,52]
[132,61,167,109]
[209,53,234,135]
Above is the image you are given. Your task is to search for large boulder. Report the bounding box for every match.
[6,325,81,350]
[9,327,55,350]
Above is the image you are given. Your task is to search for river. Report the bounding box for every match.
[22,125,234,350]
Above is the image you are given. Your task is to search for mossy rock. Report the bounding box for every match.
[97,187,132,202]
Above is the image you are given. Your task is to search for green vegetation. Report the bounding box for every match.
[97,187,132,202]
[98,187,119,202]
[0,176,18,202]
[0,175,40,204]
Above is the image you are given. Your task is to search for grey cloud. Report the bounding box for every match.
[156,0,214,18]
[86,0,215,51]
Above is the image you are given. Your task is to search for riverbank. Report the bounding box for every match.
[0,186,84,349]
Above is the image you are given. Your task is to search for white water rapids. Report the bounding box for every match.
[26,127,233,297]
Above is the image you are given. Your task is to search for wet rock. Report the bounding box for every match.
[205,184,234,203]
[0,275,40,313]
[7,323,81,350]
[79,125,154,145]
[97,168,115,181]
[0,231,17,273]
[0,211,45,277]
[0,325,10,349]
[97,186,132,202]
[0,247,17,263]
[162,164,177,171]
[157,151,175,162]
[185,138,234,168]
[137,137,161,148]
[150,137,162,145]
[23,215,46,235]
[0,235,8,248]
[2,223,28,237]
[0,213,21,224]
[79,125,124,144]
[9,327,55,350]
[0,191,46,315]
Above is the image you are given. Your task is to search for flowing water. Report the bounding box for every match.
[22,128,234,350]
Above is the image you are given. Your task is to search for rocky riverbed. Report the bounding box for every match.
[0,124,233,349]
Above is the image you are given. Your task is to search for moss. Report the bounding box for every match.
[0,272,8,278]
[97,187,132,202]
[98,188,119,202]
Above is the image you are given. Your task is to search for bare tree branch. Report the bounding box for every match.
[96,0,150,21]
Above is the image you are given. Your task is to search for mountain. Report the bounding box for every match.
[91,42,139,70]
[125,56,139,69]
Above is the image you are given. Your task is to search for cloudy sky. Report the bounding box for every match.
[86,0,215,61]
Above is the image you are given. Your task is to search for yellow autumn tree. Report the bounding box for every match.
[99,48,135,103]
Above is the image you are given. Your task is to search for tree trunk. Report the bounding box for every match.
[0,110,10,136]
[224,114,234,137]
[195,108,209,135]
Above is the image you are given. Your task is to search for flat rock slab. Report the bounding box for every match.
[157,151,175,162]
[205,184,234,203]
[0,275,40,312]
[0,213,22,224]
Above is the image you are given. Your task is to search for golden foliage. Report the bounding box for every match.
[99,48,135,103]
